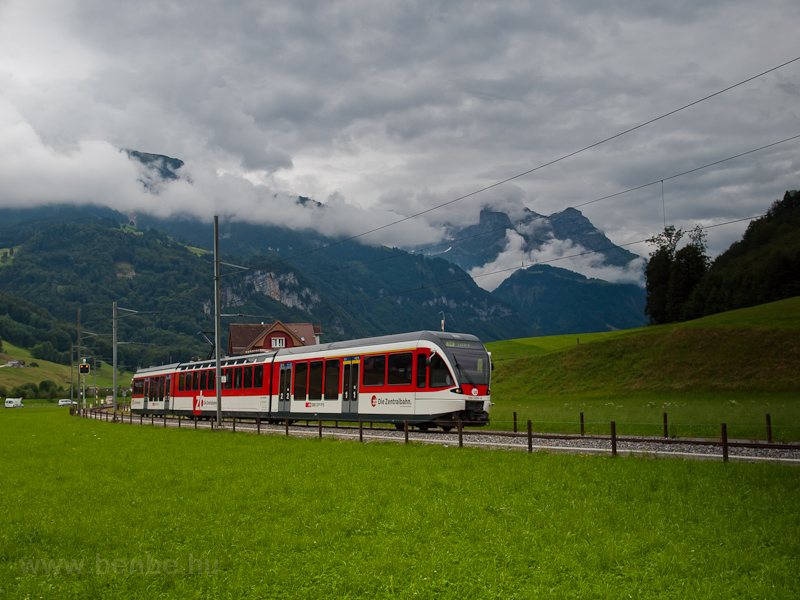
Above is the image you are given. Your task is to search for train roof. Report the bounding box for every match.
[274,330,483,357]
[133,330,485,376]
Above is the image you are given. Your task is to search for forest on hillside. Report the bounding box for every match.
[645,189,800,324]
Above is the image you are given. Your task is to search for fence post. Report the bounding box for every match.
[163,414,167,428]
[232,417,236,433]
[513,412,517,433]
[359,419,363,442]
[404,420,409,444]
[610,421,617,457]
[527,420,532,454]
[140,414,143,425]
[663,412,668,438]
[151,415,154,427]
[318,419,323,439]
[458,420,463,448]
[580,412,584,436]
[721,423,728,463]
[194,416,197,429]
[178,415,181,428]
[766,414,772,443]
[285,417,290,436]
[257,416,261,435]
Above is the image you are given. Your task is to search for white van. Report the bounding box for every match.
[57,399,77,407]
[4,398,23,408]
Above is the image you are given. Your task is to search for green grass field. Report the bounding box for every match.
[1,409,799,599]
[487,297,800,440]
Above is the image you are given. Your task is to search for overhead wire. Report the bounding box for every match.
[333,214,766,307]
[273,54,800,263]
[247,133,800,279]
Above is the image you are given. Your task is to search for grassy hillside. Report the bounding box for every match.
[487,297,800,438]
[0,341,133,394]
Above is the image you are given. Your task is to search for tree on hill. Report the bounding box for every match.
[644,225,682,325]
[644,225,709,325]
[684,189,800,318]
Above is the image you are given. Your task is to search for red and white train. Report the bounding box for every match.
[131,330,492,430]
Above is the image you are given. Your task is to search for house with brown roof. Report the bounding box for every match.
[227,321,322,355]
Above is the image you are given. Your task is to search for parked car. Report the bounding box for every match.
[5,398,23,408]
[57,399,78,407]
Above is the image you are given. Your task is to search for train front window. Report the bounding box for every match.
[429,354,453,388]
[449,351,490,386]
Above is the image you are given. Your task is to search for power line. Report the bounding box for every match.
[573,134,800,208]
[254,133,799,280]
[278,54,800,263]
[333,215,764,308]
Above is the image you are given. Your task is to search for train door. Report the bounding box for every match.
[164,374,172,412]
[342,356,360,414]
[278,363,291,412]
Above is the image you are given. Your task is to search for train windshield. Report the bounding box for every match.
[448,350,490,386]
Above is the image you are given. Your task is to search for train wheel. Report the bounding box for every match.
[394,423,405,431]
[441,426,453,432]
[418,424,430,432]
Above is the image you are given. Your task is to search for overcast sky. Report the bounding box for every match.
[1,0,799,282]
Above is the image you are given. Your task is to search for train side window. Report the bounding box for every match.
[387,352,413,385]
[416,354,427,388]
[207,369,216,391]
[159,376,166,401]
[429,354,454,388]
[254,365,264,389]
[192,371,200,392]
[224,367,233,390]
[363,354,386,386]
[199,370,208,391]
[294,362,308,400]
[324,359,340,400]
[234,367,243,390]
[308,361,323,400]
[133,378,143,396]
[243,366,253,389]
[178,373,184,392]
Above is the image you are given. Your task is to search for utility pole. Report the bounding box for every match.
[112,302,118,416]
[214,216,223,428]
[77,308,82,411]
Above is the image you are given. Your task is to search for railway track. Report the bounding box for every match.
[84,406,800,464]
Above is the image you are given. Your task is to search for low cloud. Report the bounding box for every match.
[469,231,646,292]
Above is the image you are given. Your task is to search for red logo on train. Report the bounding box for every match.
[371,395,377,407]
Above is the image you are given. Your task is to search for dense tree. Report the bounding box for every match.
[685,189,800,318]
[644,225,709,325]
[644,226,682,325]
[666,226,709,322]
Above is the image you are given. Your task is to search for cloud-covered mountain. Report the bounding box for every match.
[418,207,645,292]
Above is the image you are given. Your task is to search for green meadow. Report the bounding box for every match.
[1,408,799,599]
[487,297,800,441]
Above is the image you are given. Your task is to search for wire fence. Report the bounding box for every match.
[73,405,800,463]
